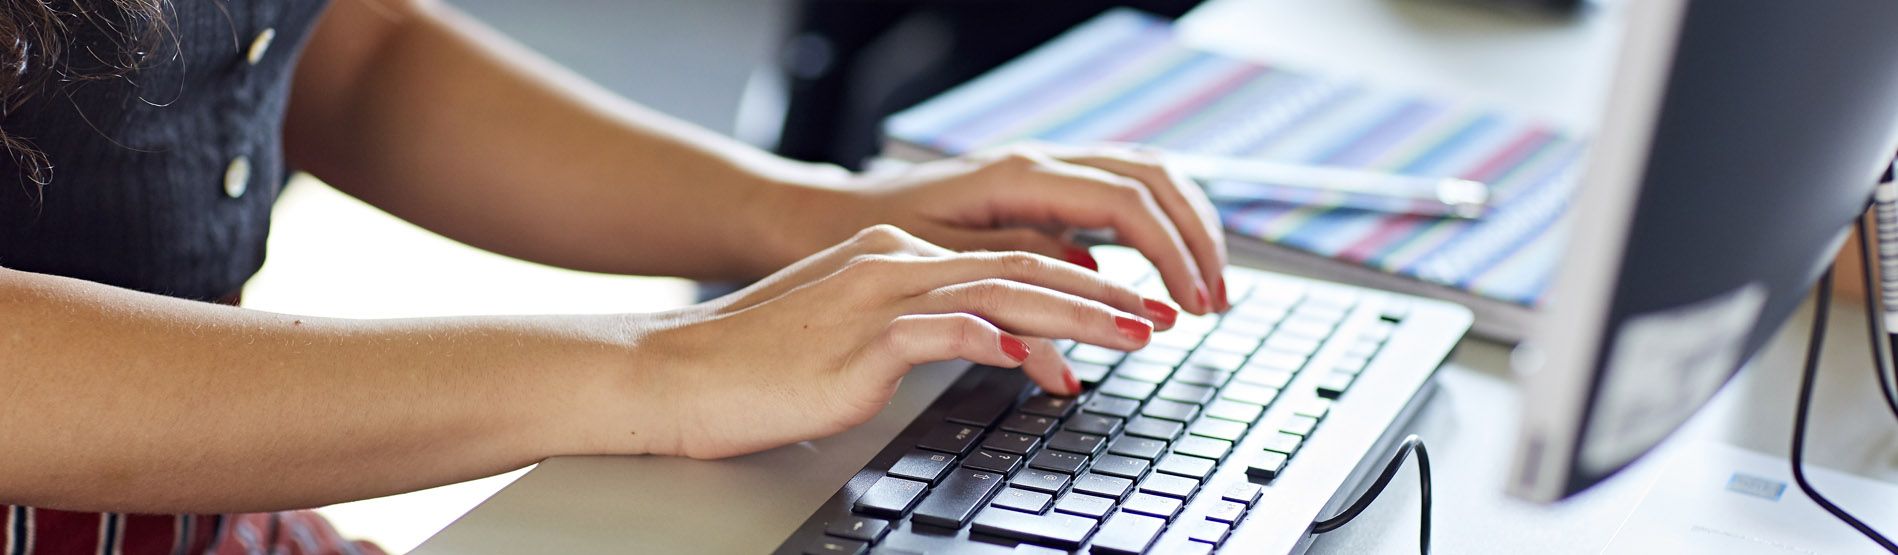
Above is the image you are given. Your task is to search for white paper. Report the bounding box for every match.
[1605,442,1898,554]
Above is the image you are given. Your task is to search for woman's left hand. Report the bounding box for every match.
[776,143,1230,315]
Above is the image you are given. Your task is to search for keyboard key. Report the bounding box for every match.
[1064,414,1124,437]
[1155,538,1212,555]
[1150,330,1204,351]
[1184,351,1246,373]
[1137,473,1199,499]
[982,432,1040,455]
[1245,351,1306,373]
[1071,472,1133,500]
[1234,366,1294,389]
[1083,395,1141,419]
[964,449,1024,474]
[1046,431,1107,456]
[1261,432,1303,455]
[1173,436,1233,461]
[1221,482,1263,506]
[1027,450,1089,475]
[1130,345,1190,366]
[1189,418,1248,442]
[1263,334,1322,357]
[1157,382,1217,405]
[1282,415,1320,437]
[1221,383,1278,406]
[1012,545,1065,555]
[1316,371,1354,399]
[825,516,891,543]
[853,476,928,518]
[1362,320,1397,343]
[1089,512,1165,555]
[803,538,866,555]
[1206,500,1247,524]
[1292,397,1333,419]
[1120,492,1183,519]
[910,468,1006,528]
[1107,436,1168,460]
[1018,394,1080,418]
[1090,454,1150,480]
[1113,361,1173,383]
[1216,318,1273,338]
[1001,413,1060,437]
[1170,366,1230,388]
[1097,377,1156,400]
[1153,453,1216,480]
[945,381,1023,427]
[1246,450,1288,480]
[886,449,956,484]
[1068,345,1127,366]
[1011,468,1071,494]
[1335,353,1372,374]
[1141,399,1200,422]
[1230,304,1288,327]
[1053,491,1115,519]
[917,423,984,455]
[1274,317,1334,340]
[1123,416,1185,441]
[991,487,1054,514]
[1185,519,1232,545]
[1200,332,1261,355]
[970,506,1098,550]
[1070,362,1112,383]
[1203,399,1263,424]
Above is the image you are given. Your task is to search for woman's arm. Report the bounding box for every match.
[0,266,643,513]
[0,227,1176,513]
[285,0,1230,314]
[285,0,841,281]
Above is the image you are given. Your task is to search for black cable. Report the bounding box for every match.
[1863,201,1898,423]
[1310,434,1432,554]
[1792,266,1898,553]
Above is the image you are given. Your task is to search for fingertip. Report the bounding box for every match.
[999,334,1031,365]
[1142,298,1179,329]
[1063,369,1082,397]
[1193,284,1212,315]
[1062,244,1099,272]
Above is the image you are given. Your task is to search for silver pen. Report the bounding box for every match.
[1167,152,1492,219]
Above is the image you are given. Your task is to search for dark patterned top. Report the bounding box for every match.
[0,0,331,301]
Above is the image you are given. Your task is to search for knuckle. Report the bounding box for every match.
[995,251,1051,278]
[840,253,901,281]
[851,224,911,250]
[958,279,1018,313]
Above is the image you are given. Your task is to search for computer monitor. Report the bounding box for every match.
[1507,0,1898,502]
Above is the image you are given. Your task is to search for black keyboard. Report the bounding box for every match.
[775,256,1468,555]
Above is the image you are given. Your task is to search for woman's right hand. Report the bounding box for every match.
[602,225,1182,460]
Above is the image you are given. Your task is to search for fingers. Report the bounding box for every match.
[851,313,1053,388]
[860,250,1177,330]
[1018,337,1078,396]
[975,151,1216,315]
[914,226,1099,272]
[913,278,1154,353]
[1054,147,1231,311]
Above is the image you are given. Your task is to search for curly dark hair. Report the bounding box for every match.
[1,0,170,190]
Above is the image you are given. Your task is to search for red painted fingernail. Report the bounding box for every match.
[1114,316,1152,343]
[1217,277,1230,312]
[999,335,1031,363]
[1195,285,1211,313]
[1063,369,1082,396]
[1063,245,1099,271]
[1142,298,1178,327]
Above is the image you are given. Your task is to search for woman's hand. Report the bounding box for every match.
[618,225,1182,459]
[770,143,1231,315]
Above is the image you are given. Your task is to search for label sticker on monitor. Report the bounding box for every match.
[1580,282,1767,475]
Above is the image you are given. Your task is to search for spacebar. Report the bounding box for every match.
[970,506,1098,549]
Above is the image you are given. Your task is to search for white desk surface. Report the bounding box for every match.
[416,1,1898,553]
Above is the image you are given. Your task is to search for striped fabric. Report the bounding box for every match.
[2,507,383,555]
[885,9,1586,305]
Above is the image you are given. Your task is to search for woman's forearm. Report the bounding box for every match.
[285,0,842,282]
[0,267,648,514]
